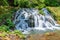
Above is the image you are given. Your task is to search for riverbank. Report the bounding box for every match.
[0,31,60,40]
[26,31,60,40]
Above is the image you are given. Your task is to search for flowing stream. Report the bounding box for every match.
[14,8,60,34]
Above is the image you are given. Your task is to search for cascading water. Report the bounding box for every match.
[14,8,60,34]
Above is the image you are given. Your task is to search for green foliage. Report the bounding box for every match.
[12,30,25,38]
[46,7,57,20]
[45,0,59,6]
[0,6,17,25]
[14,0,30,8]
[5,19,14,29]
[39,0,45,3]
[36,4,46,9]
[0,25,9,32]
[1,0,59,9]
[0,0,9,6]
[0,30,25,38]
[0,0,60,7]
[39,10,45,15]
[13,0,46,8]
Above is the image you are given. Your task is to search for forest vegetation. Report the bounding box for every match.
[0,0,60,40]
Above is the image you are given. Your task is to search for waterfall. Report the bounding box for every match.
[14,8,60,34]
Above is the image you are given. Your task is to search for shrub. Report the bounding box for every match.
[45,0,59,6]
[5,19,14,29]
[38,4,46,9]
[0,25,9,32]
[0,0,9,6]
[39,0,45,3]
[13,0,46,9]
[0,6,17,26]
[14,0,30,8]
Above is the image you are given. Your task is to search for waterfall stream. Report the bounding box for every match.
[14,8,60,34]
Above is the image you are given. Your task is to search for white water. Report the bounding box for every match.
[14,8,60,34]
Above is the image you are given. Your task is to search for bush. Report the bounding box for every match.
[0,25,9,32]
[0,0,9,6]
[5,19,14,29]
[37,4,46,9]
[14,0,30,8]
[39,0,45,3]
[45,0,59,6]
[0,6,17,26]
[14,0,46,8]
